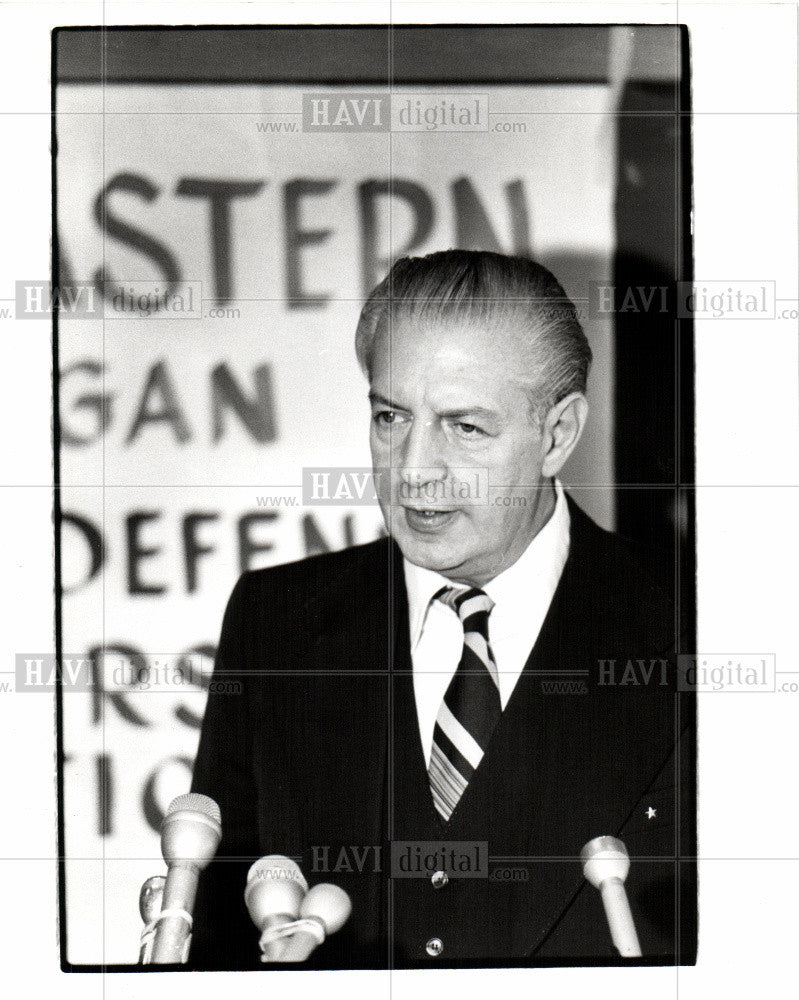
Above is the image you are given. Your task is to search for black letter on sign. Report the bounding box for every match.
[175,178,265,304]
[60,360,112,446]
[126,360,192,444]
[96,753,114,837]
[173,644,216,729]
[183,512,220,593]
[284,179,337,308]
[303,513,333,557]
[126,511,166,595]
[211,362,277,443]
[451,177,532,256]
[238,512,277,573]
[60,512,105,592]
[92,172,180,307]
[358,179,434,296]
[87,644,151,727]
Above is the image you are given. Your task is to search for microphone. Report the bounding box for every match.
[150,793,222,964]
[245,856,352,962]
[245,856,309,962]
[581,836,642,957]
[279,883,353,962]
[138,875,166,964]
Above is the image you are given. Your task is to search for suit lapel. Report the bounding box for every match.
[286,516,678,960]
[517,500,680,956]
[441,500,678,957]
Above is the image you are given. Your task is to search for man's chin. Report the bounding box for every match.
[391,525,469,575]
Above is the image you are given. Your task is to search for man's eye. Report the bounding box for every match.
[455,422,484,436]
[374,410,396,425]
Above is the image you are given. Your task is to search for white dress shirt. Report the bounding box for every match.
[403,480,571,766]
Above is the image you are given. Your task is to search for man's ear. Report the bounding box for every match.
[540,392,589,478]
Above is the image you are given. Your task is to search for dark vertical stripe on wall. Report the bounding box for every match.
[613,45,693,486]
[613,27,694,641]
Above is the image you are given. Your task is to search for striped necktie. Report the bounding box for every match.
[428,587,502,822]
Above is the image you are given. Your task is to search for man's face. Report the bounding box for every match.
[369,316,554,586]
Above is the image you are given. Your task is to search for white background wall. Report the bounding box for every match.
[57,79,617,963]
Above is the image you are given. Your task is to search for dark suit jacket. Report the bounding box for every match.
[190,497,696,969]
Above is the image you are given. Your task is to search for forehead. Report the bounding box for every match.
[371,315,536,381]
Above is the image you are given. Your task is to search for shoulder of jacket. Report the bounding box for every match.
[225,536,391,614]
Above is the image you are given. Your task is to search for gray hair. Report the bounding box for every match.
[355,249,591,416]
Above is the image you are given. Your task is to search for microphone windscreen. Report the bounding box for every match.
[166,792,222,825]
[581,835,630,888]
[299,883,352,935]
[246,856,308,891]
[160,793,222,867]
[245,856,309,927]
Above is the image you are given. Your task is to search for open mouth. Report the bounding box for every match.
[402,506,458,531]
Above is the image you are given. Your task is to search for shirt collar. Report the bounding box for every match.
[403,479,571,649]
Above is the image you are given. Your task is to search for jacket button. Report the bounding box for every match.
[426,937,444,957]
[431,870,449,889]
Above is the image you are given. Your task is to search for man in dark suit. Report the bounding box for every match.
[190,250,696,969]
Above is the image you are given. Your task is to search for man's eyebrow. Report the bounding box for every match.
[439,406,500,421]
[368,394,500,422]
[368,391,406,409]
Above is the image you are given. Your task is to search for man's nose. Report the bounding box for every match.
[396,421,448,488]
